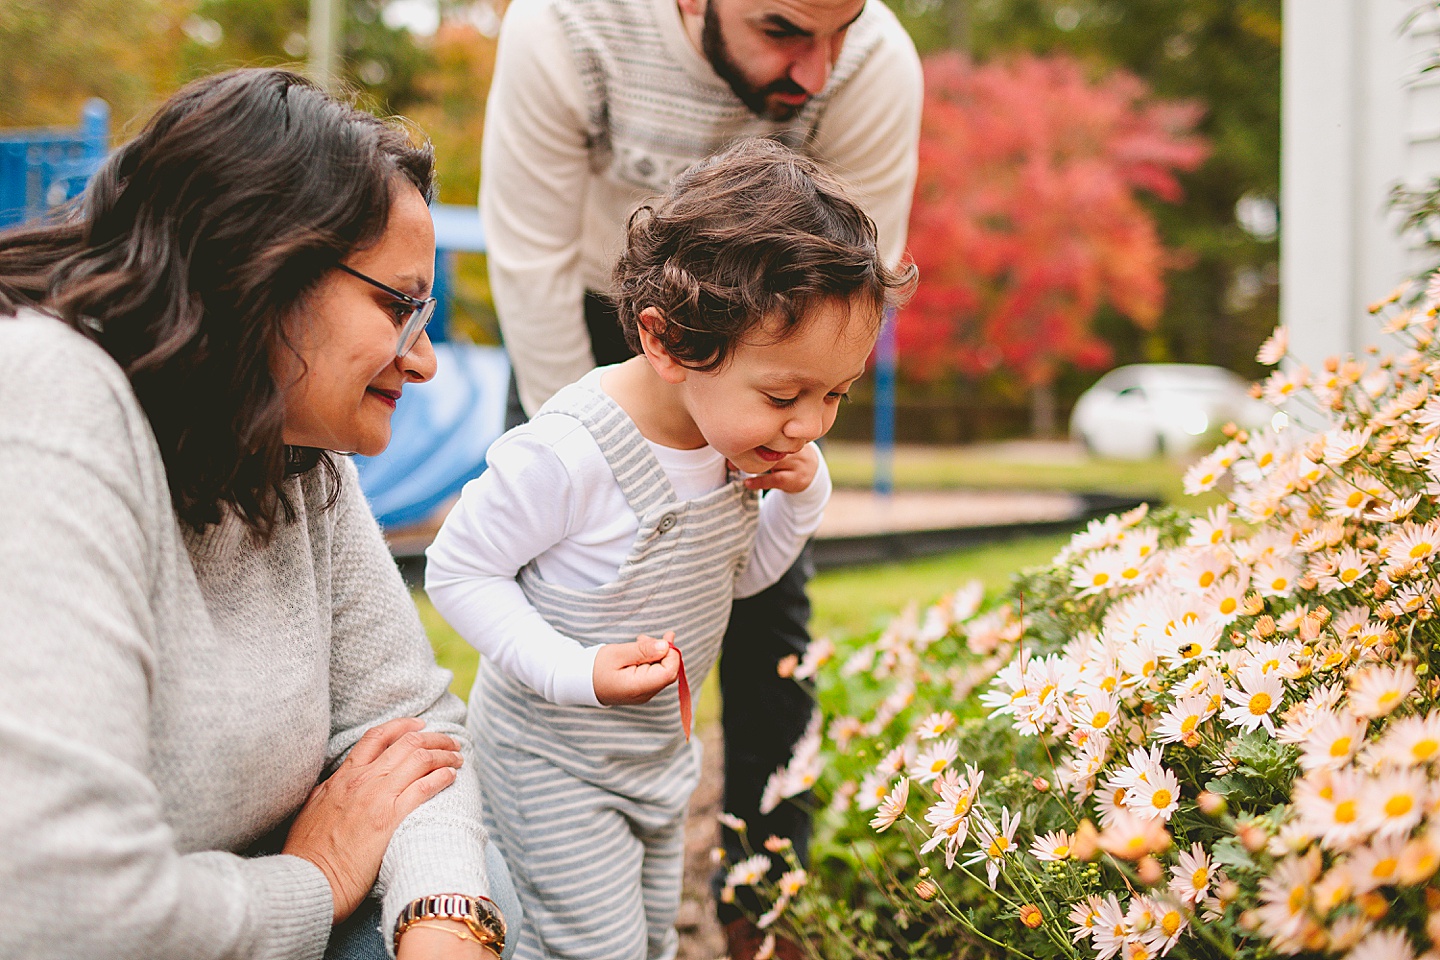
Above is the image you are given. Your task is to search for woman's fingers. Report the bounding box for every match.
[395,765,461,819]
[346,716,424,766]
[367,729,463,775]
[386,744,465,788]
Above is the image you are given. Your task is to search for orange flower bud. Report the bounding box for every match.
[1019,904,1043,929]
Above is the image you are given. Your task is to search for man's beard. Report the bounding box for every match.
[700,1,811,122]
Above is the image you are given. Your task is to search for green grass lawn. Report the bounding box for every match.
[822,440,1193,503]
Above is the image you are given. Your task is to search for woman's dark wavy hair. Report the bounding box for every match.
[613,137,916,369]
[0,68,434,540]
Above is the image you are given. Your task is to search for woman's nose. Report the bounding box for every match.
[401,330,438,383]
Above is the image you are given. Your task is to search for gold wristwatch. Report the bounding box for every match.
[394,893,506,953]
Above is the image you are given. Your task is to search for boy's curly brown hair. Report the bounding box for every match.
[612,137,916,370]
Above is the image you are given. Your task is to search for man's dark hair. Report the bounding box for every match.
[0,68,435,540]
[613,137,915,371]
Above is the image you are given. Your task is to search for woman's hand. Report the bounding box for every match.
[593,632,679,705]
[395,920,501,960]
[282,717,464,923]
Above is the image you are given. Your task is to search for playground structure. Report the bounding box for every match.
[0,101,509,529]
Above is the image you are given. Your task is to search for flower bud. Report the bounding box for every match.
[1237,821,1267,852]
[1033,777,1050,793]
[1197,791,1227,817]
[1072,820,1100,861]
[1138,856,1164,886]
[1019,904,1043,929]
[914,879,939,902]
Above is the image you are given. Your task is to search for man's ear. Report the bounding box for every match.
[636,307,688,385]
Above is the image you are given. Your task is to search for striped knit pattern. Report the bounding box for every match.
[469,375,759,959]
[550,0,889,195]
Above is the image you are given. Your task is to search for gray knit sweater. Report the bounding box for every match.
[0,309,490,959]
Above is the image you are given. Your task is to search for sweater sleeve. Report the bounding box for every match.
[424,426,605,708]
[811,2,923,267]
[734,443,832,598]
[320,458,494,954]
[481,0,596,416]
[0,320,333,960]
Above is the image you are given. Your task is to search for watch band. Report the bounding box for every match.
[394,893,506,953]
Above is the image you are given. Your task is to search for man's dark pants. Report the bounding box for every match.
[502,293,815,922]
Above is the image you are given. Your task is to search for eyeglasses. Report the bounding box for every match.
[336,263,438,358]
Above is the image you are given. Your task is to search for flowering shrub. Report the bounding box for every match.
[719,278,1440,959]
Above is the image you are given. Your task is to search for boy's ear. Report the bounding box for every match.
[676,0,703,18]
[636,307,688,385]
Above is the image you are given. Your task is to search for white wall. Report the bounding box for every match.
[1281,0,1440,371]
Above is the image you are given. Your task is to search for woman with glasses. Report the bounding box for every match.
[0,69,517,960]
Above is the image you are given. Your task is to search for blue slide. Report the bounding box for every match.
[355,342,510,528]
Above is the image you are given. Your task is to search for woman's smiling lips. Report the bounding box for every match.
[367,387,401,409]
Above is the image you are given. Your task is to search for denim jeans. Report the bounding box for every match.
[324,841,523,960]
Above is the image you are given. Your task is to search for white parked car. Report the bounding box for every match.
[1070,364,1272,459]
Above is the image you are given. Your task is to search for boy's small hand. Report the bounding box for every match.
[743,444,818,495]
[594,631,680,705]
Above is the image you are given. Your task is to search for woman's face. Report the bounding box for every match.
[277,182,438,456]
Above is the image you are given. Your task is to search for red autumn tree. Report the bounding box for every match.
[902,53,1208,390]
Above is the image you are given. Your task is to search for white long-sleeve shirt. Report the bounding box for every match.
[425,384,830,709]
[481,0,923,414]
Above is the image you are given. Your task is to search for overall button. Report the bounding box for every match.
[657,513,678,533]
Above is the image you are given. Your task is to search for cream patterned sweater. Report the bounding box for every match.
[0,309,490,959]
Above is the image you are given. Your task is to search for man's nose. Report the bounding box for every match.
[789,41,832,96]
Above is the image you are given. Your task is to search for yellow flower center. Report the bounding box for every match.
[1151,789,1173,809]
[930,759,947,773]
[1249,692,1273,715]
[1161,911,1182,936]
[1288,885,1307,913]
[1374,857,1398,880]
[1386,794,1415,818]
[1411,543,1432,559]
[1379,690,1401,710]
[1271,577,1289,591]
[1199,571,1216,588]
[1101,676,1118,692]
[1091,711,1111,729]
[1180,643,1201,658]
[1219,597,1237,615]
[1340,568,1360,583]
[1346,491,1364,508]
[1335,799,1357,823]
[1114,787,1127,805]
[1092,572,1111,587]
[1053,845,1070,859]
[1414,739,1439,761]
[1123,567,1140,580]
[1181,716,1200,735]
[1192,866,1209,889]
[1329,736,1352,757]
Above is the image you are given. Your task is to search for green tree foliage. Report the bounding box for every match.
[887,0,1282,382]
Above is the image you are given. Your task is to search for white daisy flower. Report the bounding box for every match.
[1345,927,1418,960]
[1348,663,1417,718]
[1154,694,1215,746]
[1252,556,1300,598]
[916,710,956,740]
[1361,768,1429,838]
[1296,710,1367,772]
[1125,764,1181,822]
[1294,768,1368,851]
[869,777,909,833]
[1030,829,1074,862]
[1168,842,1213,903]
[908,738,959,784]
[1256,325,1288,365]
[725,853,772,888]
[1220,665,1284,735]
[1345,834,1406,894]
[1372,711,1440,767]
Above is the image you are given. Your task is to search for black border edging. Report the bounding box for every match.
[392,492,1158,587]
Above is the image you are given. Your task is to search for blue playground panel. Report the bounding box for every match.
[0,106,505,529]
[0,100,110,228]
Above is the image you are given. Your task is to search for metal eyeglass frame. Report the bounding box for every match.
[336,263,438,358]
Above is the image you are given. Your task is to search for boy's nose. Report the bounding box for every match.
[784,403,824,442]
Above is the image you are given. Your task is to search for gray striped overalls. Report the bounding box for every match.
[468,377,760,960]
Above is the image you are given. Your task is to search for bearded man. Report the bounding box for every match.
[478,0,920,953]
